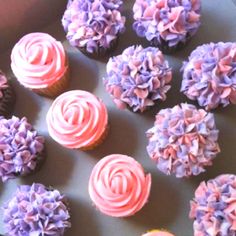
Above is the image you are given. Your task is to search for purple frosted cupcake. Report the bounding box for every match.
[190,174,236,236]
[62,0,126,58]
[133,0,201,53]
[104,45,172,112]
[0,71,15,117]
[0,116,45,182]
[3,183,71,235]
[181,42,236,110]
[146,103,220,178]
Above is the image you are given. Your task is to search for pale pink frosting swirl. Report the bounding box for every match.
[46,90,108,149]
[88,154,151,217]
[142,230,174,236]
[11,32,67,89]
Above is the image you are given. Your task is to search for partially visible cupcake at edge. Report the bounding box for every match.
[88,154,151,217]
[46,90,108,150]
[62,0,126,58]
[3,183,71,235]
[0,116,45,182]
[146,103,220,178]
[11,32,69,97]
[142,229,175,236]
[0,70,15,117]
[190,174,236,236]
[133,0,201,53]
[181,42,236,110]
[104,45,172,112]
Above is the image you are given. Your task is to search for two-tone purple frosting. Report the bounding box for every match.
[133,0,201,48]
[146,103,220,178]
[62,0,126,53]
[181,42,236,110]
[104,45,172,112]
[190,174,236,236]
[0,116,44,182]
[3,183,71,236]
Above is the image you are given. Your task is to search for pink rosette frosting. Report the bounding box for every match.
[142,230,174,236]
[88,154,151,217]
[146,103,220,178]
[11,32,67,89]
[46,90,108,149]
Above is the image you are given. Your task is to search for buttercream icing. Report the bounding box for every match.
[3,183,71,236]
[133,0,201,48]
[142,230,174,236]
[62,0,126,53]
[88,154,151,217]
[190,174,236,236]
[146,103,220,178]
[46,90,108,149]
[104,45,172,112]
[181,42,236,110]
[0,116,44,182]
[11,32,67,89]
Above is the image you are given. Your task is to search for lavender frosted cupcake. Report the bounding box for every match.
[146,103,220,178]
[3,183,71,235]
[181,42,236,110]
[104,45,172,112]
[0,116,45,182]
[190,174,236,236]
[133,0,201,53]
[62,0,126,58]
[0,71,15,117]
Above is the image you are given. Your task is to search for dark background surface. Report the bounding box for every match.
[0,1,236,235]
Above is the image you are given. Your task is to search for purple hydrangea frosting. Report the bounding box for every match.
[146,103,220,178]
[104,45,172,112]
[62,0,126,53]
[3,183,71,236]
[133,0,201,48]
[190,174,236,236]
[181,42,236,110]
[0,116,44,182]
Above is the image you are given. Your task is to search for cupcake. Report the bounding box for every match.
[104,45,172,112]
[88,154,151,217]
[146,103,220,178]
[142,229,175,236]
[62,0,126,58]
[0,116,45,182]
[11,32,69,97]
[181,42,236,110]
[190,174,236,236]
[46,90,108,150]
[0,70,15,117]
[133,0,201,53]
[3,183,71,235]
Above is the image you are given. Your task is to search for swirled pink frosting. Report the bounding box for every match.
[11,32,67,89]
[142,230,174,236]
[46,90,108,149]
[88,154,151,217]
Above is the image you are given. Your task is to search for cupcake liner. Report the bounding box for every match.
[0,82,15,117]
[79,125,109,151]
[78,38,119,59]
[32,66,69,98]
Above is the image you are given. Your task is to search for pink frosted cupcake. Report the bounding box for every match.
[104,45,172,112]
[46,90,108,150]
[0,71,15,117]
[11,32,69,97]
[133,0,201,53]
[88,154,151,217]
[142,230,175,236]
[190,174,236,236]
[146,103,220,178]
[62,0,126,58]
